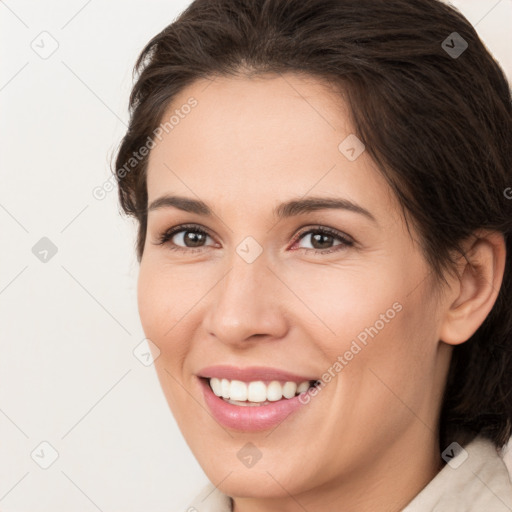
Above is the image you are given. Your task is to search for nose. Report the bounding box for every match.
[202,250,289,346]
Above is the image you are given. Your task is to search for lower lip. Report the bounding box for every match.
[199,377,310,431]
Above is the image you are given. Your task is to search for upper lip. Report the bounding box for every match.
[197,365,317,383]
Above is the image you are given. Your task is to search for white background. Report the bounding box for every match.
[1,1,511,511]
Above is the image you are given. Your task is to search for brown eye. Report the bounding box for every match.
[175,229,209,248]
[293,227,354,253]
[156,224,214,251]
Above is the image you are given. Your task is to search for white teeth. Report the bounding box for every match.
[248,381,267,402]
[297,381,310,393]
[210,377,222,397]
[225,399,266,407]
[229,380,247,401]
[267,381,283,401]
[221,378,230,399]
[208,377,314,403]
[283,381,297,399]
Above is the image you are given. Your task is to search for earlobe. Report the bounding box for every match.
[439,230,506,346]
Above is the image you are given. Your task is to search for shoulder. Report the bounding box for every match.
[402,435,512,511]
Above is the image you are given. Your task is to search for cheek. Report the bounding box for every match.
[304,258,439,407]
[341,284,440,427]
[137,262,190,376]
[283,263,403,345]
[137,264,196,421]
[137,259,184,336]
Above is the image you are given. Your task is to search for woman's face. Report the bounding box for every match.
[138,73,451,504]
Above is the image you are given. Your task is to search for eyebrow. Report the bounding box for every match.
[148,194,377,223]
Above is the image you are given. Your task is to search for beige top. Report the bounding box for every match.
[185,436,512,511]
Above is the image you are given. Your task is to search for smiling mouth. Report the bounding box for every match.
[201,377,320,406]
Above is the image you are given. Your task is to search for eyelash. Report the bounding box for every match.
[155,223,354,255]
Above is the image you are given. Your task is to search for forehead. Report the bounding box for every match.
[146,73,395,220]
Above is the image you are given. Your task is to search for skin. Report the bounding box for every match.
[137,73,506,512]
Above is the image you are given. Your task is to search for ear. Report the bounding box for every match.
[439,230,506,346]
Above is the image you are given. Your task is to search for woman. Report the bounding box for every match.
[113,0,512,510]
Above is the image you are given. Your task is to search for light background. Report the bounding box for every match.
[1,1,511,511]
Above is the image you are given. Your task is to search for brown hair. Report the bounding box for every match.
[113,0,512,449]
